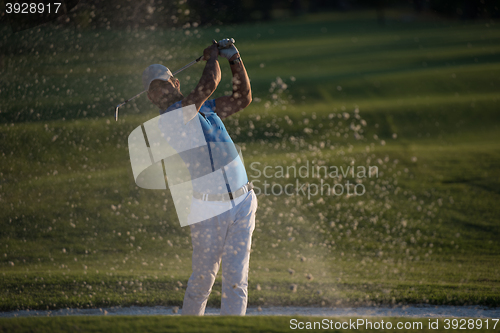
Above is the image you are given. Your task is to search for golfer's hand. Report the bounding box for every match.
[203,44,219,61]
[218,38,239,60]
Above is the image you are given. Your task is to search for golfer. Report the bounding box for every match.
[142,39,257,316]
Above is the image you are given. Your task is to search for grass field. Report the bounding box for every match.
[1,8,500,326]
[1,316,499,333]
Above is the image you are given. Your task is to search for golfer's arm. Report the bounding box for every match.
[214,56,252,119]
[182,57,221,111]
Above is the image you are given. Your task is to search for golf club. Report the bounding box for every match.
[114,40,221,121]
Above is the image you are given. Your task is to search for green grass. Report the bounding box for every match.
[1,10,500,313]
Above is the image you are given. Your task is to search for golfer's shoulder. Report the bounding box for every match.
[159,101,184,130]
[201,99,216,114]
[165,101,183,113]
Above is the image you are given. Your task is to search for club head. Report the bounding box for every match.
[115,106,119,121]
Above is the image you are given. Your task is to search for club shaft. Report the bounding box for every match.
[172,56,203,76]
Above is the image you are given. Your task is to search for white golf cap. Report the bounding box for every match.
[142,64,173,91]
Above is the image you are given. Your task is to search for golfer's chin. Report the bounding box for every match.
[158,101,171,110]
[157,94,183,110]
[156,99,175,110]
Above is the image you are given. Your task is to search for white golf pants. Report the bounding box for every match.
[182,190,258,316]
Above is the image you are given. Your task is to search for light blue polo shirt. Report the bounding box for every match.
[160,99,248,194]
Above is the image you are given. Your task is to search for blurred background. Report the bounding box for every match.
[3,0,498,29]
[0,0,499,312]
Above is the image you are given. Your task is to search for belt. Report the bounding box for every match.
[193,182,254,202]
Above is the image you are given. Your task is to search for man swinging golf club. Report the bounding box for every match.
[142,39,257,316]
